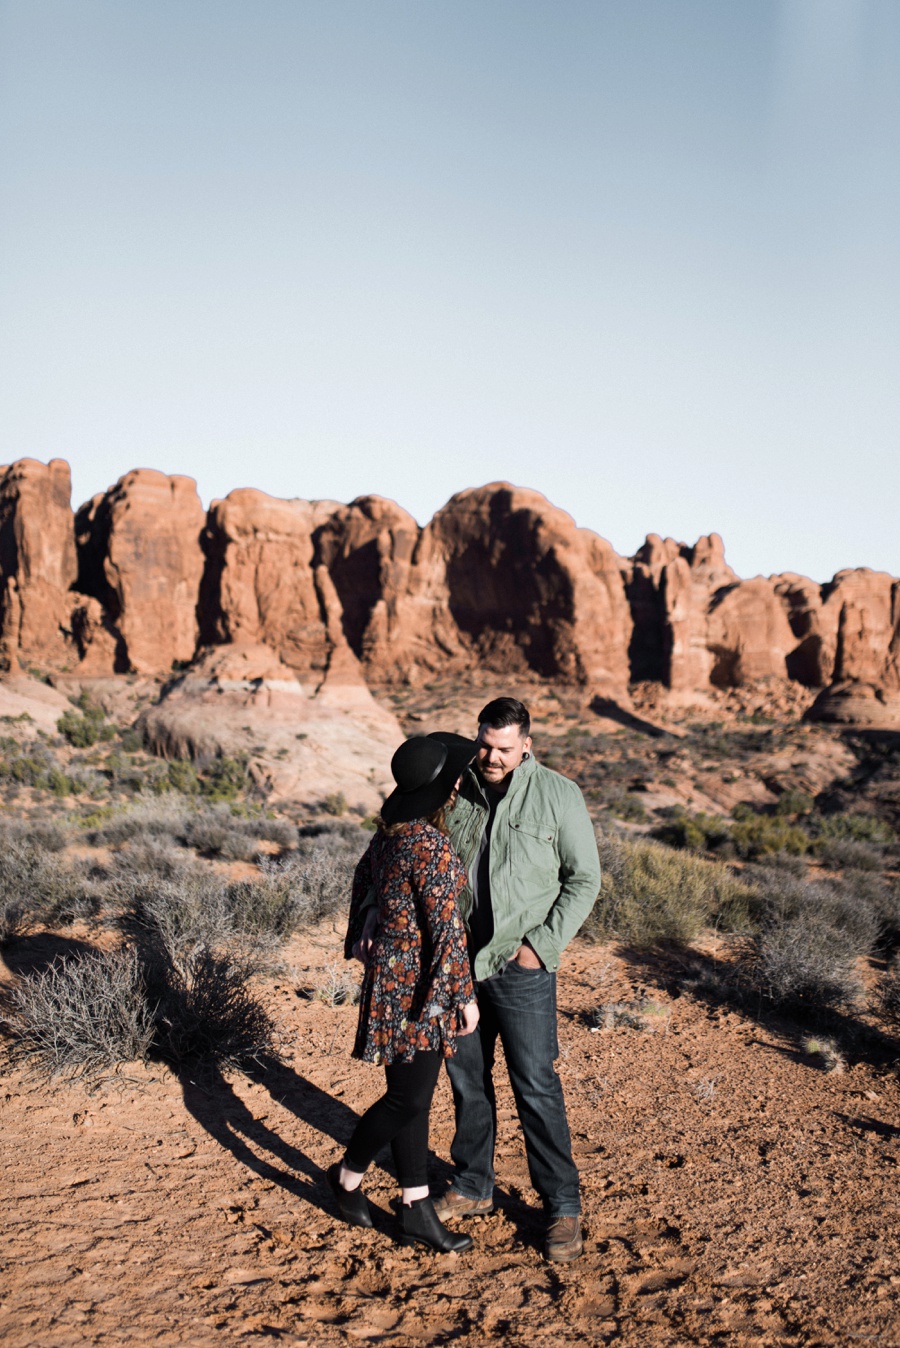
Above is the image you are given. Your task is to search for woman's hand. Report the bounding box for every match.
[351,907,379,963]
[457,1001,480,1036]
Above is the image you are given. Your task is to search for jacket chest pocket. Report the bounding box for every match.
[510,820,558,879]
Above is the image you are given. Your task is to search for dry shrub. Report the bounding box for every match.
[586,833,760,949]
[2,942,276,1078]
[0,842,103,941]
[815,838,884,872]
[752,916,864,1011]
[148,947,277,1067]
[877,958,900,1023]
[730,870,874,1012]
[2,946,155,1078]
[90,793,194,846]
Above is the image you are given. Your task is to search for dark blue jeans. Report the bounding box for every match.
[444,961,580,1217]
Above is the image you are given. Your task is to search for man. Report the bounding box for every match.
[435,697,601,1262]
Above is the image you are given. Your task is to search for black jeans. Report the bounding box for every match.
[445,962,580,1216]
[343,1051,442,1188]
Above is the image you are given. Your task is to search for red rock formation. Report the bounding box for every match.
[2,455,899,727]
[0,458,78,670]
[424,484,633,688]
[805,570,900,726]
[199,488,366,687]
[76,470,205,675]
[628,533,738,689]
[313,495,446,681]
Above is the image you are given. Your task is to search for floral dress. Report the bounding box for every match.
[344,822,474,1066]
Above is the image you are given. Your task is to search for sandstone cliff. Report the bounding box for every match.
[1,457,897,726]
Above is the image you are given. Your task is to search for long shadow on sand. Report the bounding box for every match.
[612,943,900,1072]
[177,1055,369,1220]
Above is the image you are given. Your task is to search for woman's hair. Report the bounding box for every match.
[375,794,455,838]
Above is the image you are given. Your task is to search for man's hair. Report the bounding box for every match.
[478,697,531,738]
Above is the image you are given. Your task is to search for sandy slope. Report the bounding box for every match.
[2,918,900,1348]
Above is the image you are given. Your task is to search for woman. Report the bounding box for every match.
[328,732,480,1253]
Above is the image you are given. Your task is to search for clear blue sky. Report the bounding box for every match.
[1,1,897,582]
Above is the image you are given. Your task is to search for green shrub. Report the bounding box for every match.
[322,791,348,817]
[654,810,732,853]
[119,727,144,754]
[585,833,761,949]
[773,790,815,817]
[730,814,809,859]
[811,813,895,849]
[166,759,200,795]
[57,706,116,749]
[199,756,248,802]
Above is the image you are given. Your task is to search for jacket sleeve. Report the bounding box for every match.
[521,796,601,972]
[343,842,374,960]
[416,835,475,1017]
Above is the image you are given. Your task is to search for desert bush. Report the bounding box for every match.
[585,833,761,949]
[57,704,116,749]
[251,816,299,848]
[876,958,900,1023]
[815,838,884,871]
[0,817,69,852]
[0,843,104,940]
[89,793,194,846]
[182,805,260,862]
[729,812,809,860]
[728,868,877,1012]
[2,946,155,1077]
[0,742,79,797]
[2,942,275,1077]
[811,812,894,848]
[289,823,368,922]
[148,946,277,1067]
[654,810,732,853]
[322,791,348,817]
[773,790,815,817]
[118,727,144,754]
[747,870,880,958]
[752,850,808,876]
[199,755,249,802]
[751,916,863,1011]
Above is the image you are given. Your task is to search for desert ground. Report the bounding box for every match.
[2,675,900,1346]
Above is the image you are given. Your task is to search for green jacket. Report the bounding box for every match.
[446,753,601,981]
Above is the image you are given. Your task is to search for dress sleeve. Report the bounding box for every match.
[343,841,374,960]
[415,832,475,1016]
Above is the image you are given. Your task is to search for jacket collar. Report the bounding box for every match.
[466,749,537,804]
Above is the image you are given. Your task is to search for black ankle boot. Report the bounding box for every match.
[400,1197,474,1253]
[327,1162,373,1229]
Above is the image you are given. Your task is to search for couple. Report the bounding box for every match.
[329,697,601,1261]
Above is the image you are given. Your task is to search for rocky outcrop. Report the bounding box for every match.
[76,470,206,675]
[1,456,899,727]
[139,641,401,810]
[805,571,900,726]
[628,533,739,688]
[427,484,633,688]
[198,488,366,688]
[0,459,79,670]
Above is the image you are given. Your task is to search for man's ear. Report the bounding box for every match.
[523,735,533,757]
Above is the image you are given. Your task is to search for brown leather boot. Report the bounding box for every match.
[544,1215,583,1262]
[432,1189,494,1220]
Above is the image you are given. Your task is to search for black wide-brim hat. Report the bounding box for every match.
[380,731,479,826]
